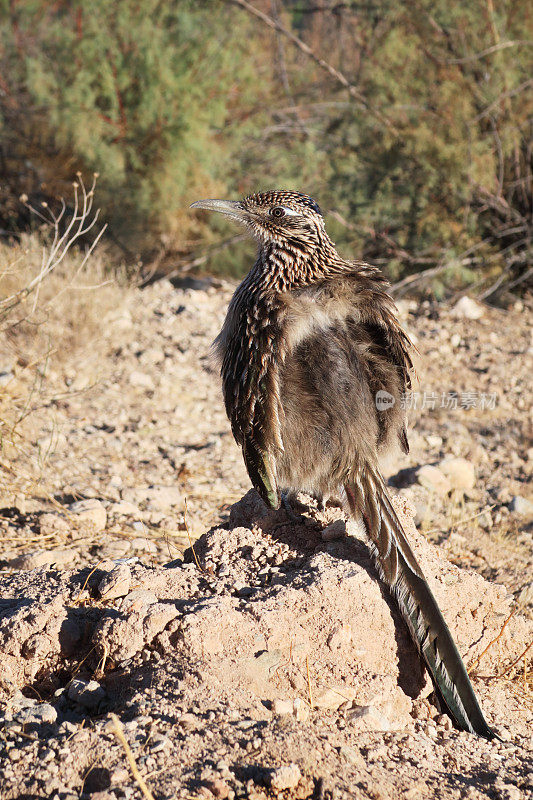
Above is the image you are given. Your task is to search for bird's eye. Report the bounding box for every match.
[270,206,285,219]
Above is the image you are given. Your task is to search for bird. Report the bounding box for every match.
[191,190,496,739]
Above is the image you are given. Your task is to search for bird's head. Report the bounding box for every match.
[191,190,327,249]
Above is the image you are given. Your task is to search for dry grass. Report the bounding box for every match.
[468,607,533,715]
[0,231,119,368]
[0,206,127,519]
[109,714,156,800]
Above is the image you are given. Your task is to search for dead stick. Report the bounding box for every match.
[469,610,515,673]
[184,497,203,572]
[110,714,156,800]
[490,639,533,681]
[230,0,396,133]
[306,656,314,709]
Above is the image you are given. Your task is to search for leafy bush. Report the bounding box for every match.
[0,1,263,252]
[0,0,530,297]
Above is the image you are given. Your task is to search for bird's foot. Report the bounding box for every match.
[281,492,306,524]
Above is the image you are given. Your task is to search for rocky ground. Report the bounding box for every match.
[0,277,531,799]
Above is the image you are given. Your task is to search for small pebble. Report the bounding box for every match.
[98,563,132,600]
[439,457,475,491]
[416,465,451,496]
[203,779,231,799]
[69,499,107,531]
[14,703,57,726]
[178,713,200,731]
[321,520,346,541]
[150,736,171,753]
[68,679,106,709]
[347,705,391,732]
[272,699,293,716]
[509,496,533,517]
[264,763,301,791]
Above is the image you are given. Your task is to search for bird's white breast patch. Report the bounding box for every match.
[281,292,359,353]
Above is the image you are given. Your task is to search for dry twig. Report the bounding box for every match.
[469,610,515,674]
[230,0,396,132]
[306,656,314,709]
[184,497,203,572]
[1,173,106,322]
[110,713,156,800]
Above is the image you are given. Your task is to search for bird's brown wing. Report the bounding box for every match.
[215,286,286,510]
[341,269,415,453]
[373,304,415,454]
[242,429,280,509]
[379,302,415,393]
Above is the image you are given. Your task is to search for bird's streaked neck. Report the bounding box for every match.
[251,231,341,294]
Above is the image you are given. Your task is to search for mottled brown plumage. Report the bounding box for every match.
[191,190,496,739]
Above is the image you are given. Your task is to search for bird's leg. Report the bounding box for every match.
[281,490,306,523]
[314,493,328,512]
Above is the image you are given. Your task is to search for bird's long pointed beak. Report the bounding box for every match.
[190,199,246,222]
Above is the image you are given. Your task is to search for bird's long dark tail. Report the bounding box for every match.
[344,467,496,739]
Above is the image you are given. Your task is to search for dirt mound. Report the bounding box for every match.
[1,492,531,798]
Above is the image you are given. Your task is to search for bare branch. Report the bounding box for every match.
[229,0,397,133]
[443,40,533,65]
[0,175,106,322]
[140,234,248,287]
[473,78,533,122]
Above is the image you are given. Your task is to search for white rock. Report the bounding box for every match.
[138,348,165,366]
[122,485,182,511]
[98,564,131,600]
[266,764,301,791]
[450,333,461,348]
[39,513,70,535]
[68,679,106,709]
[108,501,141,516]
[510,496,533,517]
[272,699,293,715]
[15,703,57,725]
[97,540,131,559]
[9,549,75,570]
[327,622,353,651]
[110,310,133,330]
[130,537,158,554]
[69,499,107,531]
[416,465,451,496]
[451,296,485,320]
[516,583,533,606]
[59,721,78,736]
[128,371,155,390]
[496,785,521,800]
[178,713,200,731]
[121,589,158,612]
[150,735,172,753]
[394,300,411,318]
[339,745,366,768]
[292,698,309,722]
[439,457,475,491]
[348,705,391,732]
[314,686,355,710]
[321,520,346,541]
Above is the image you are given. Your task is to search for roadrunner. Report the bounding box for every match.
[191,190,495,739]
